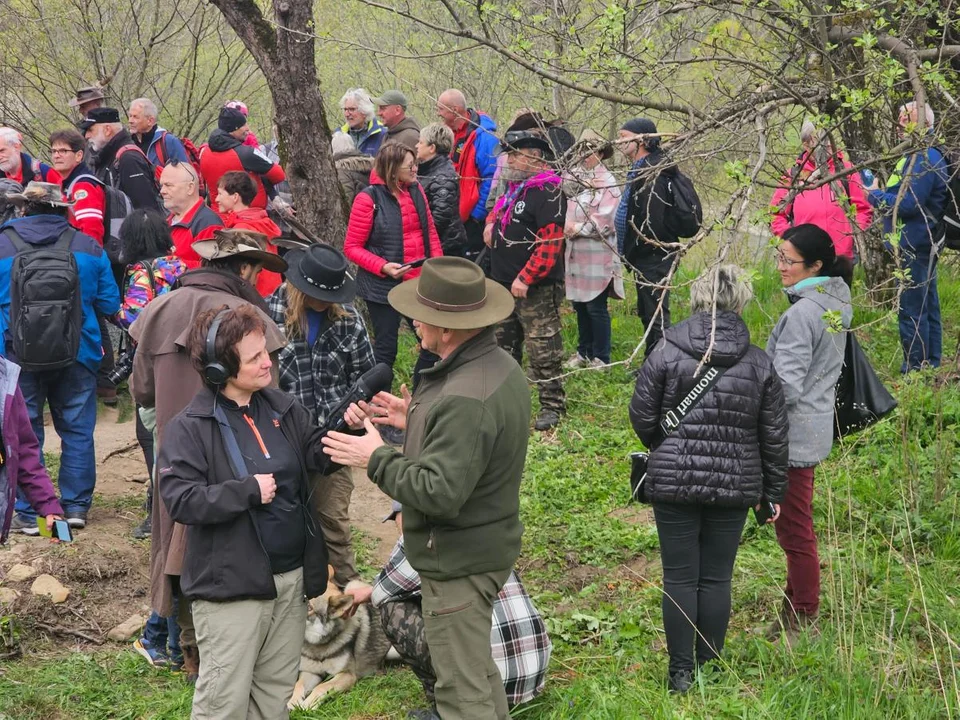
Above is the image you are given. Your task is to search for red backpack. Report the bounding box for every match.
[154,131,207,197]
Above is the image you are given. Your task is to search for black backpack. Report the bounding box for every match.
[67,174,133,264]
[4,226,82,371]
[665,170,703,239]
[937,148,960,250]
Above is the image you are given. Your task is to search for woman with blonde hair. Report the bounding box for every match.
[267,244,375,587]
[344,141,443,384]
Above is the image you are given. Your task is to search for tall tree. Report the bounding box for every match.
[207,0,346,243]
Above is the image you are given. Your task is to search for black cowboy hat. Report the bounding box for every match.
[284,244,357,304]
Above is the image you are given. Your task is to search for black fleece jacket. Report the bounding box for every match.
[629,310,789,507]
[158,386,329,602]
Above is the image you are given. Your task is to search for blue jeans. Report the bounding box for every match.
[573,290,611,363]
[143,606,181,658]
[899,248,941,373]
[16,362,98,518]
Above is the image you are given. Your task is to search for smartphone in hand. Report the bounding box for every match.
[754,501,776,526]
[400,257,427,270]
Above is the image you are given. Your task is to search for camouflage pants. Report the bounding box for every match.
[379,598,436,704]
[496,282,566,414]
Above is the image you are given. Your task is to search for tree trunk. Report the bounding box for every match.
[206,0,346,247]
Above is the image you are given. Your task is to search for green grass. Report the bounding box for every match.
[2,260,959,719]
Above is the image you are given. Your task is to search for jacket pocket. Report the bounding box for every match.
[428,600,473,617]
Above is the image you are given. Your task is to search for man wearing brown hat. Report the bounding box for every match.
[129,228,287,683]
[69,86,105,117]
[322,256,530,720]
[375,90,421,150]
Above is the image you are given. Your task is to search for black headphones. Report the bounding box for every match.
[203,309,231,386]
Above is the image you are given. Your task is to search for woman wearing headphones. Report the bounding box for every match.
[158,304,329,719]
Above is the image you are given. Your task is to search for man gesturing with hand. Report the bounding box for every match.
[323,257,530,720]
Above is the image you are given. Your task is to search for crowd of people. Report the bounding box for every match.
[0,80,953,719]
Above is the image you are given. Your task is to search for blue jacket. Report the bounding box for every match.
[143,127,189,167]
[0,216,120,373]
[868,146,949,253]
[338,120,386,157]
[468,112,499,222]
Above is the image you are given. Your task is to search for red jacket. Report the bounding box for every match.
[220,207,283,297]
[343,173,442,281]
[200,129,285,210]
[63,164,105,245]
[169,199,224,268]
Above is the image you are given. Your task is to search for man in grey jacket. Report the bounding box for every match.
[375,90,421,150]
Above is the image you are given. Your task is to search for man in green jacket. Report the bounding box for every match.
[323,256,530,720]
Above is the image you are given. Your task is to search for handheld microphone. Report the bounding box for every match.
[317,362,394,474]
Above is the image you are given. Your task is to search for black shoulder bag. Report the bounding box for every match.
[629,365,727,503]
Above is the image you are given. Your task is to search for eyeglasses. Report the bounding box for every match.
[400,163,417,171]
[50,148,78,156]
[775,250,804,267]
[343,106,359,113]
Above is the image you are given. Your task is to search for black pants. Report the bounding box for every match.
[634,258,673,357]
[366,300,438,388]
[653,503,748,674]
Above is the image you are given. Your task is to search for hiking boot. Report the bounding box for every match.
[97,385,119,407]
[131,515,151,540]
[588,357,608,370]
[133,638,170,668]
[9,514,40,536]
[65,511,87,529]
[668,669,694,694]
[534,409,562,432]
[181,645,200,685]
[564,352,588,369]
[406,710,441,720]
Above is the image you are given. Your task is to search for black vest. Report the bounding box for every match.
[355,183,432,304]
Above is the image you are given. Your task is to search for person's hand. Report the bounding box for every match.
[322,418,384,468]
[270,196,294,217]
[342,582,374,617]
[256,473,277,504]
[770,503,781,523]
[344,402,368,430]
[511,277,529,298]
[381,262,411,280]
[483,223,494,247]
[45,514,61,535]
[368,385,412,430]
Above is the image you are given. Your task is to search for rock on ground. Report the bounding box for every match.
[6,563,37,582]
[0,587,19,604]
[30,574,70,603]
[107,614,146,642]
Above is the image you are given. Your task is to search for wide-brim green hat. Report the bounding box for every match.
[387,257,515,330]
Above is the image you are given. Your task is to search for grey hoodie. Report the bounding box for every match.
[766,276,852,466]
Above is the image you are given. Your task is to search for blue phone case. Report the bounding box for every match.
[54,520,73,542]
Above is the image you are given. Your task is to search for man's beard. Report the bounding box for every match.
[501,166,537,184]
[0,158,18,173]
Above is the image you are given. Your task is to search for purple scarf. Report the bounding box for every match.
[492,170,562,233]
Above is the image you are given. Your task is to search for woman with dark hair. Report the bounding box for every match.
[159,304,330,718]
[766,223,852,642]
[344,142,443,383]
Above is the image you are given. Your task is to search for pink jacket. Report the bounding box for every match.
[770,152,871,259]
[563,163,624,302]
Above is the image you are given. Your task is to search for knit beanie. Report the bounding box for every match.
[219,106,247,133]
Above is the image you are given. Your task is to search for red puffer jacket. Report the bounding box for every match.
[343,172,443,304]
[220,207,283,297]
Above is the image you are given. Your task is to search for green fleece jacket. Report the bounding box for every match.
[368,327,531,580]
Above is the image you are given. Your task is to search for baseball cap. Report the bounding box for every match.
[373,90,408,108]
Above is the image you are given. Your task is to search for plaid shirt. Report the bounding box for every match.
[518,222,563,286]
[266,284,376,427]
[372,536,552,705]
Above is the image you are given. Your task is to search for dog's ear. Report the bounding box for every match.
[328,593,355,619]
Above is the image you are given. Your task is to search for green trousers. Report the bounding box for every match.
[421,567,513,720]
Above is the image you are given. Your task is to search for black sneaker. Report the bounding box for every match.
[668,669,694,694]
[9,514,40,536]
[65,511,87,529]
[406,710,440,720]
[534,410,562,432]
[132,515,151,540]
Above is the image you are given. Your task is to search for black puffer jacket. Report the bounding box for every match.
[629,310,789,507]
[417,155,467,256]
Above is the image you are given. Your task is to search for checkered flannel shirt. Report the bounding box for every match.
[266,284,376,427]
[372,536,552,705]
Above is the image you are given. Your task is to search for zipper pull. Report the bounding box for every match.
[427,529,434,550]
